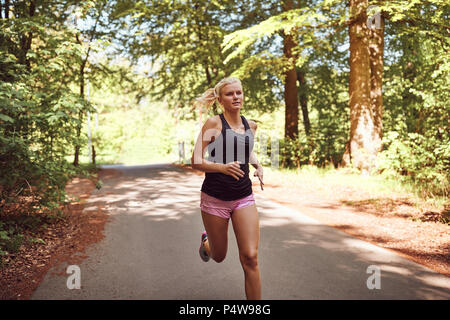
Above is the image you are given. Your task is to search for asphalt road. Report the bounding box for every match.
[31,164,450,299]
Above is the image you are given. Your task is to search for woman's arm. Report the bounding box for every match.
[250,151,264,190]
[191,117,223,173]
[249,151,261,169]
[248,120,264,190]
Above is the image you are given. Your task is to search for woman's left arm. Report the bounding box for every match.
[250,151,264,190]
[249,151,261,170]
[249,120,264,190]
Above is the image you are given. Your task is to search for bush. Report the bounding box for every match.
[277,131,345,169]
[279,135,309,168]
[376,131,449,197]
[0,135,70,214]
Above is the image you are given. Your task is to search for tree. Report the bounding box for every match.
[297,66,311,136]
[72,0,110,166]
[0,0,88,211]
[342,0,380,174]
[223,1,323,139]
[222,0,352,165]
[375,0,449,194]
[282,0,300,139]
[368,4,384,160]
[110,0,281,121]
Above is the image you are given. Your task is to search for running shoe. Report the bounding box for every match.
[199,231,210,262]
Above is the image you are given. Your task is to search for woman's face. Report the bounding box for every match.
[218,82,243,111]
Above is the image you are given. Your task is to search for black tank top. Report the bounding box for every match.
[200,113,254,201]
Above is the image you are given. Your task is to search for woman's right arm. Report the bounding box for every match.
[191,117,244,180]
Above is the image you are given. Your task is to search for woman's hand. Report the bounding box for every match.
[221,161,245,180]
[253,166,264,190]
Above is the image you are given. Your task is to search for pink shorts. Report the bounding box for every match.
[200,192,256,220]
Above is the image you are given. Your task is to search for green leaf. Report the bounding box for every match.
[0,114,14,123]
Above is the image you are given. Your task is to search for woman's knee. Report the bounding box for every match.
[208,240,228,263]
[239,250,258,270]
[212,252,227,263]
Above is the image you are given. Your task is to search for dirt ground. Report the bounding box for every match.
[0,165,448,300]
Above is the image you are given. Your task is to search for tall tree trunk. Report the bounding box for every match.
[283,0,299,140]
[342,0,379,174]
[4,0,10,19]
[72,5,104,166]
[194,2,218,115]
[18,1,35,68]
[297,68,310,136]
[369,12,384,156]
[73,63,85,167]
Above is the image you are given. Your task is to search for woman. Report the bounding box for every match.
[191,77,264,300]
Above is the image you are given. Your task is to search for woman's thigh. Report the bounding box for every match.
[201,211,229,260]
[231,204,259,256]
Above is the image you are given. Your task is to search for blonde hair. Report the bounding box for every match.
[195,77,242,110]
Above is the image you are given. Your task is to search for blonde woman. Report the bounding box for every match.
[191,77,264,300]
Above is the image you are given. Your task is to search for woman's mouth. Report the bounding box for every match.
[232,101,241,106]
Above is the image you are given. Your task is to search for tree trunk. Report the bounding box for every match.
[72,6,105,166]
[342,0,380,174]
[297,68,310,136]
[369,12,384,156]
[283,0,299,140]
[18,1,35,68]
[4,0,10,19]
[73,64,85,167]
[92,145,96,165]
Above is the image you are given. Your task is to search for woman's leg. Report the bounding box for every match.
[231,204,261,300]
[201,211,229,262]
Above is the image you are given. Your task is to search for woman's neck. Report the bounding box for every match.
[223,110,241,128]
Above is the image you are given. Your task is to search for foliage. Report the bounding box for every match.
[379,0,450,196]
[1,1,84,212]
[109,0,282,118]
[221,0,449,196]
[377,131,449,197]
[0,1,106,266]
[278,130,346,169]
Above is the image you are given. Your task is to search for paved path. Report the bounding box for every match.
[32,164,450,299]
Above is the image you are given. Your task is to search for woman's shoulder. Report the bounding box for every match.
[246,118,257,131]
[203,115,222,132]
[205,114,221,125]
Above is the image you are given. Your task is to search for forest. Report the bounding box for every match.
[0,0,449,266]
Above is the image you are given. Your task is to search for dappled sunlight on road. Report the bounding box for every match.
[87,163,203,222]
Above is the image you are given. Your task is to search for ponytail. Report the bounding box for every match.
[195,77,241,112]
[195,87,218,110]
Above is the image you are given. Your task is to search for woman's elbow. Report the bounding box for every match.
[191,156,201,169]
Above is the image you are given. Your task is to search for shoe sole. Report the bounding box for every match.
[199,233,210,262]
